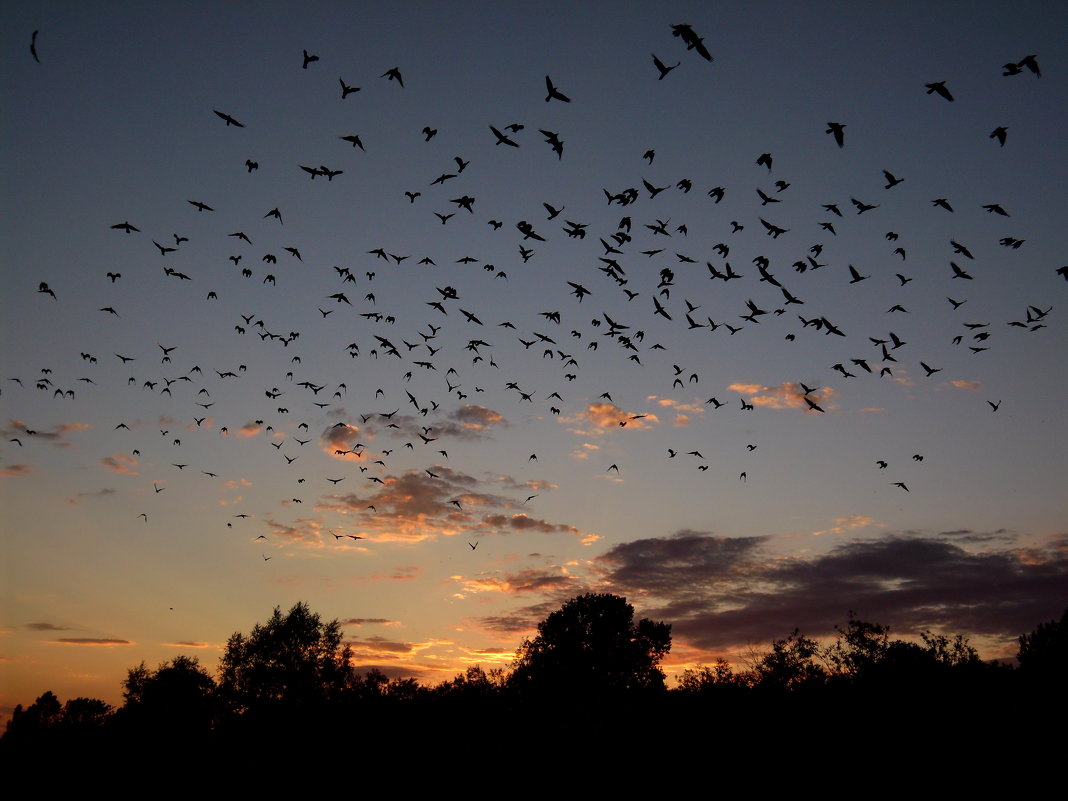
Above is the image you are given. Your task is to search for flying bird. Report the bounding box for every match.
[925,81,954,101]
[544,76,571,103]
[671,23,713,61]
[652,53,680,80]
[213,109,244,127]
[826,122,845,147]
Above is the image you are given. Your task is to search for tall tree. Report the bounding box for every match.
[509,593,671,695]
[218,602,352,715]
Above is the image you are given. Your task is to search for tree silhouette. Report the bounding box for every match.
[1017,608,1068,688]
[509,593,671,695]
[120,655,217,736]
[218,601,352,716]
[752,628,825,691]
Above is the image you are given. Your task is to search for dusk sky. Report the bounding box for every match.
[2,2,1065,717]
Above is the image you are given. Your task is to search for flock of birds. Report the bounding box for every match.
[8,24,1062,561]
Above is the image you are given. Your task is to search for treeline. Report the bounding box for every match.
[3,597,1064,768]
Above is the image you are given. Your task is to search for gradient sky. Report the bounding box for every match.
[2,2,1066,718]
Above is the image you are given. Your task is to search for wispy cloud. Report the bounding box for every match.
[811,515,876,536]
[99,453,138,475]
[728,382,837,411]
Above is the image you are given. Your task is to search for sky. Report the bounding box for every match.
[2,1,1066,717]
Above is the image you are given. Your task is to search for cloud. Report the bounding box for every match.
[262,517,325,544]
[811,515,876,536]
[346,636,413,654]
[51,638,133,646]
[950,380,982,391]
[99,453,139,475]
[561,402,659,434]
[583,530,1068,653]
[4,421,92,447]
[165,641,211,648]
[728,382,837,411]
[364,566,422,581]
[481,513,600,543]
[317,468,592,543]
[448,404,508,433]
[68,488,118,504]
[236,423,262,438]
[26,622,69,631]
[649,396,706,426]
[453,567,579,596]
[1,464,33,478]
[341,618,399,627]
[495,476,557,493]
[595,530,767,599]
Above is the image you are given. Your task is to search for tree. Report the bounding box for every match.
[120,655,217,734]
[509,593,671,695]
[752,629,826,691]
[1017,608,1068,684]
[218,601,352,715]
[677,658,748,695]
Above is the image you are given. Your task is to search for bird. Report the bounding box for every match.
[925,81,954,101]
[990,126,1008,146]
[920,362,942,377]
[826,122,846,147]
[30,29,40,63]
[302,49,319,69]
[652,53,680,80]
[490,125,519,147]
[544,75,570,103]
[671,23,713,61]
[339,77,360,98]
[213,110,244,127]
[381,67,404,87]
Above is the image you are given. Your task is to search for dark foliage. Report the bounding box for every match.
[509,593,672,696]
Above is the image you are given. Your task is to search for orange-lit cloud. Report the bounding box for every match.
[165,641,212,648]
[728,381,838,411]
[263,517,325,544]
[3,421,91,448]
[448,404,507,433]
[1,464,33,478]
[571,442,599,460]
[453,566,579,596]
[341,618,400,627]
[648,396,705,426]
[317,468,596,544]
[236,423,262,438]
[811,515,876,536]
[950,380,982,391]
[481,513,600,544]
[561,402,659,434]
[51,638,133,646]
[99,453,139,474]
